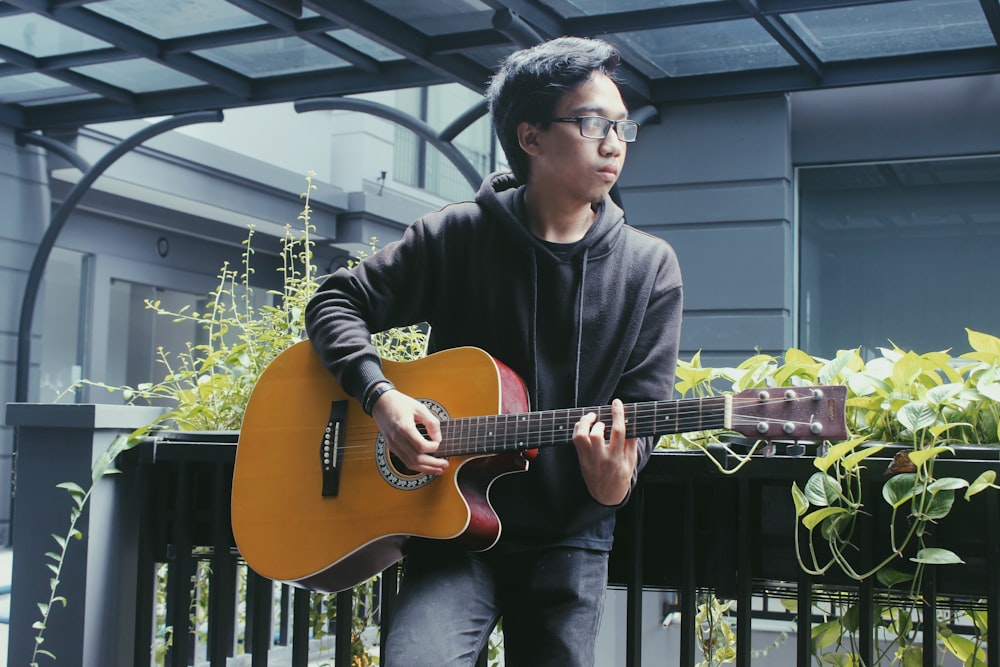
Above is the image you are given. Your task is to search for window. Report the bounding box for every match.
[104,279,272,406]
[37,248,88,402]
[798,156,1000,359]
[393,83,503,200]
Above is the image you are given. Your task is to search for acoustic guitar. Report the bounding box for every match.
[231,340,847,593]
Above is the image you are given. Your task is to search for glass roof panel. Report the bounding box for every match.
[72,58,204,93]
[785,0,996,62]
[197,38,349,77]
[0,13,110,57]
[363,0,494,35]
[88,0,265,40]
[0,71,89,104]
[327,29,404,62]
[619,19,797,77]
[463,45,519,72]
[542,0,717,15]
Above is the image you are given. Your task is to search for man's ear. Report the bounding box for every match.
[517,121,543,156]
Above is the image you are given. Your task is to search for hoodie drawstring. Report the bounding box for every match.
[528,248,539,411]
[573,247,589,408]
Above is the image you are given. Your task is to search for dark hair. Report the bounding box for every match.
[485,36,621,183]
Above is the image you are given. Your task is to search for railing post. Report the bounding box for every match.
[4,403,163,667]
[626,479,645,667]
[680,477,696,666]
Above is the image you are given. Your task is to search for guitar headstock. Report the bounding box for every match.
[730,385,848,441]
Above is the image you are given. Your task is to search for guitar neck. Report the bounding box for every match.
[437,396,730,457]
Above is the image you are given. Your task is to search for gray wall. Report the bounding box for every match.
[0,127,49,545]
[621,94,794,367]
[618,72,1000,370]
[792,73,1000,165]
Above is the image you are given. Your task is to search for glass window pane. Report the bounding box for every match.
[785,0,995,62]
[105,279,272,405]
[619,19,797,77]
[197,38,349,77]
[88,0,265,40]
[364,0,493,34]
[327,29,404,62]
[72,58,203,93]
[38,248,87,403]
[542,0,718,14]
[0,72,91,104]
[0,13,110,57]
[798,156,1000,358]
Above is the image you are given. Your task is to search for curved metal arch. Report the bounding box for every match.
[16,133,93,174]
[294,97,484,190]
[15,110,225,403]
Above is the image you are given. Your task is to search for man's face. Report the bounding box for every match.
[522,72,629,205]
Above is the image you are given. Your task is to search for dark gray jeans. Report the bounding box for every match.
[383,542,609,666]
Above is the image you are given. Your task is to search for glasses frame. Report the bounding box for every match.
[549,115,638,142]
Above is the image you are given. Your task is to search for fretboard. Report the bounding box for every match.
[436,396,731,458]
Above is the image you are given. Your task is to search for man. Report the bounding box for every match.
[305,36,683,666]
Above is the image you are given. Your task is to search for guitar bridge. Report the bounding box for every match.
[321,400,348,497]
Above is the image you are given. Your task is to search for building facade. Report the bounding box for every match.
[2,72,1000,555]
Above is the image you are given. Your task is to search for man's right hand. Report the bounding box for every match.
[371,389,448,475]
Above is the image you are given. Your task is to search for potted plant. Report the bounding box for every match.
[656,332,1000,666]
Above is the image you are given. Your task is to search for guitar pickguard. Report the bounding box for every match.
[374,398,449,490]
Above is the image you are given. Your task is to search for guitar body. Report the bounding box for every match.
[232,341,530,593]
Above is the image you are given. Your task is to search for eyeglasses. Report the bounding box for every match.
[549,116,638,142]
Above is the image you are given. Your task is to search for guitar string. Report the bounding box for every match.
[316,396,831,462]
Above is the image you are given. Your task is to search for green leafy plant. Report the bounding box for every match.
[35,173,431,666]
[662,328,1000,666]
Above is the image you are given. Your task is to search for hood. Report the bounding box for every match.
[474,171,626,262]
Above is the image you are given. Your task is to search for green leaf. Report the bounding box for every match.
[791,482,808,517]
[811,619,841,651]
[907,446,951,469]
[883,473,918,508]
[814,437,865,473]
[56,481,86,498]
[875,566,914,588]
[805,472,843,507]
[803,507,848,531]
[901,646,923,667]
[897,401,936,432]
[928,477,968,492]
[911,547,964,565]
[921,489,955,520]
[967,328,1000,357]
[966,470,997,499]
[941,631,983,662]
[839,604,860,633]
[841,443,886,471]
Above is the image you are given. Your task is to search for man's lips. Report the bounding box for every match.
[597,164,619,180]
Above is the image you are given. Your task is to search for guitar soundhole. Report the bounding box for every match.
[388,452,419,477]
[373,398,449,490]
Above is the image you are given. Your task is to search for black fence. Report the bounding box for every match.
[8,417,1000,666]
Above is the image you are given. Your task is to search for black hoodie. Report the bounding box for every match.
[305,171,683,551]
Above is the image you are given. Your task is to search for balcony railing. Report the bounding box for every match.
[6,405,1000,666]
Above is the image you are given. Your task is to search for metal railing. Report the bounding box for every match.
[9,417,999,666]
